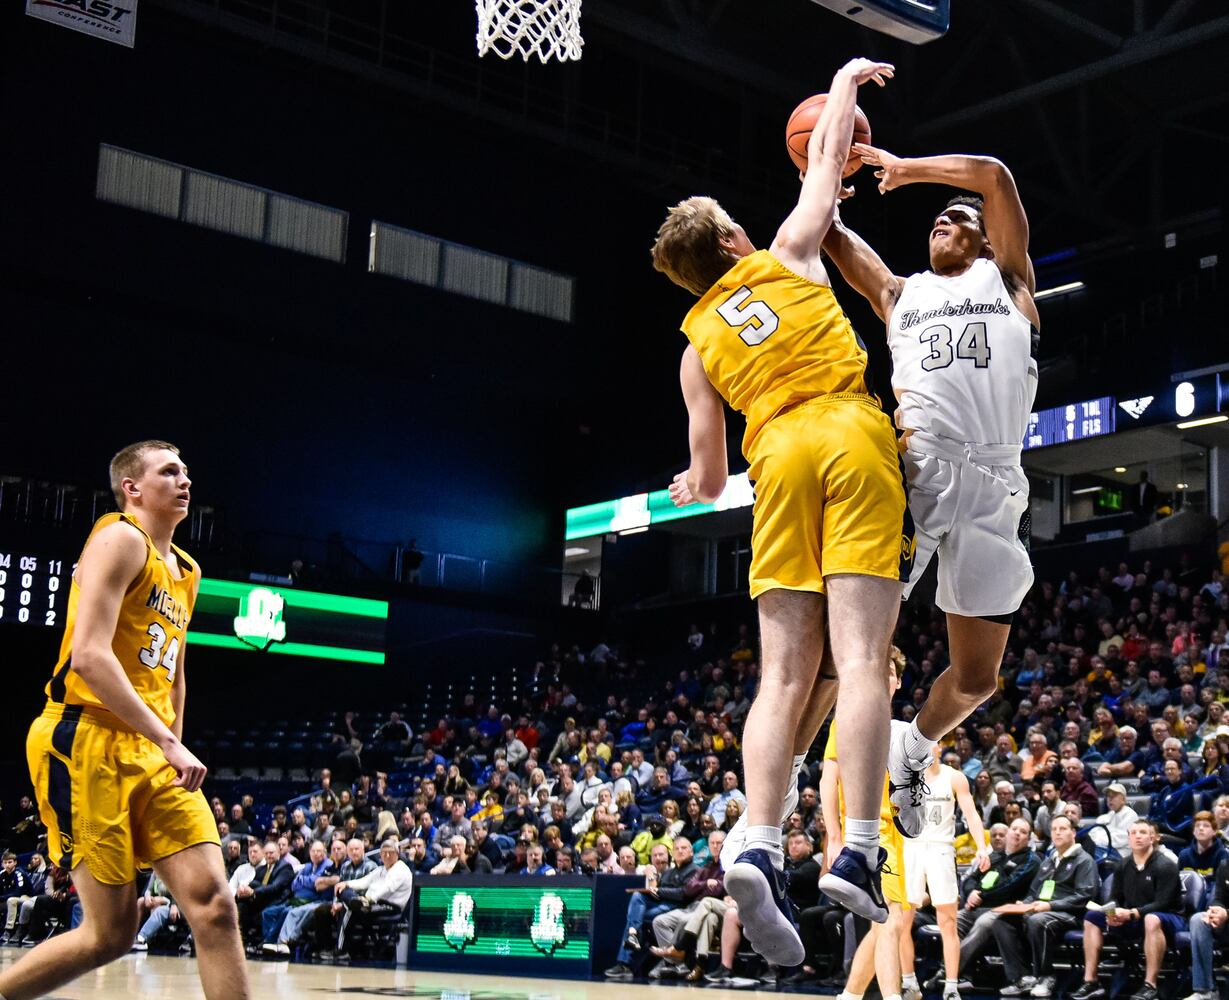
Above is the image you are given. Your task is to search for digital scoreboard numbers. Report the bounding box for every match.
[1024,395,1115,451]
[0,552,74,628]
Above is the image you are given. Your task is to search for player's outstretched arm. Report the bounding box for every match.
[669,346,727,507]
[852,145,1033,296]
[70,522,207,791]
[771,58,893,279]
[953,770,991,870]
[821,205,906,325]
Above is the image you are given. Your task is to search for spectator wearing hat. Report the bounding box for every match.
[1095,783,1139,855]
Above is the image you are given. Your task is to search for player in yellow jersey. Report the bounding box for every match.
[651,57,911,964]
[0,441,250,1000]
[821,648,909,1000]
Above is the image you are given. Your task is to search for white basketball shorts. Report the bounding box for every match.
[903,839,959,907]
[901,432,1033,619]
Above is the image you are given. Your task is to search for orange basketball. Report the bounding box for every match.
[785,94,872,177]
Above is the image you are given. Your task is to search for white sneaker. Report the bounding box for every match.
[720,782,800,872]
[131,937,148,952]
[887,720,931,838]
[1001,977,1038,997]
[902,983,923,1000]
[261,942,290,956]
[1181,993,1217,1000]
[1032,976,1057,997]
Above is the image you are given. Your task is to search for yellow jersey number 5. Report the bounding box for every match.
[717,286,780,347]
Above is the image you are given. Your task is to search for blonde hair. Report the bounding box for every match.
[109,439,179,509]
[888,645,907,680]
[651,196,739,296]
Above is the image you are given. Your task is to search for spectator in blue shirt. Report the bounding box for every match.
[1096,726,1147,779]
[1140,738,1196,793]
[261,840,336,952]
[1180,812,1229,893]
[521,844,557,876]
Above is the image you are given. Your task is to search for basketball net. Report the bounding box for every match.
[476,0,583,63]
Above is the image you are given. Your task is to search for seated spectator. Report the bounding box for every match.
[1096,726,1146,779]
[1019,731,1057,782]
[321,839,413,960]
[703,772,747,826]
[1032,781,1068,845]
[1070,819,1182,1000]
[984,815,1100,999]
[1,853,45,945]
[470,820,502,871]
[521,844,557,876]
[1139,738,1196,792]
[404,837,436,874]
[262,839,336,955]
[0,853,29,920]
[987,780,1022,826]
[431,836,474,875]
[16,865,74,946]
[434,801,473,847]
[1149,758,1205,836]
[228,838,265,897]
[1095,783,1138,856]
[235,841,295,945]
[648,830,728,980]
[637,767,687,814]
[604,836,698,980]
[954,817,1040,977]
[1058,758,1101,818]
[1186,852,1229,1000]
[132,876,184,952]
[1179,811,1229,893]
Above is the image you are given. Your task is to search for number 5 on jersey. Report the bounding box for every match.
[138,622,179,682]
[717,286,780,346]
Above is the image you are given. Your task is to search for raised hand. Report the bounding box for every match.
[841,58,895,88]
[851,143,904,194]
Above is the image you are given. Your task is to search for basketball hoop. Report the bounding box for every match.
[476,0,583,64]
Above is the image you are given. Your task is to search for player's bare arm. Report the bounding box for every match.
[851,144,1037,320]
[771,58,893,281]
[821,205,906,324]
[952,770,991,870]
[669,345,728,507]
[70,521,206,791]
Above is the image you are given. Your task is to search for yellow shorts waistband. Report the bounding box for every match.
[40,702,137,734]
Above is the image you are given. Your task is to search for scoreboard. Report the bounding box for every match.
[0,551,74,628]
[1023,395,1115,451]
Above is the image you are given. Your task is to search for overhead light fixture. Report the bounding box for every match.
[618,526,649,536]
[1071,486,1102,495]
[1034,281,1085,301]
[1176,415,1228,429]
[1114,467,1127,473]
[1176,483,1189,490]
[564,547,589,558]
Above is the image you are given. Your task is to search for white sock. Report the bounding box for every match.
[839,992,864,1000]
[944,979,959,993]
[745,825,785,865]
[903,718,937,764]
[845,817,880,865]
[902,974,919,988]
[885,994,902,1000]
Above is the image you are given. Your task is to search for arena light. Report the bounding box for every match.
[1114,467,1127,473]
[1176,415,1229,429]
[1071,486,1103,495]
[1177,483,1189,490]
[1034,281,1085,301]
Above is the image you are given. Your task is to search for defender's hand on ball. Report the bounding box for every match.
[669,472,697,507]
[851,143,903,194]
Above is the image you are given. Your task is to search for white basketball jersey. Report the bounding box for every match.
[888,258,1038,447]
[920,764,957,845]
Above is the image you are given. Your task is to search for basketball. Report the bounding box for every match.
[785,94,872,176]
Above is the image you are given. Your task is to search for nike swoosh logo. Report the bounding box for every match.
[1010,490,1021,496]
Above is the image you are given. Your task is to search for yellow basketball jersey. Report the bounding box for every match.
[681,250,870,455]
[46,513,198,727]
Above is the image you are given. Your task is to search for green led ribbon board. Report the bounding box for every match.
[415,885,592,960]
[188,579,388,665]
[565,472,754,541]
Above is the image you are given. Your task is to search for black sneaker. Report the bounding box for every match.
[705,966,733,983]
[1069,983,1106,1000]
[1130,985,1159,1000]
[604,962,634,981]
[625,927,641,952]
[783,969,818,984]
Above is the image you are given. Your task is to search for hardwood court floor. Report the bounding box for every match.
[0,952,805,999]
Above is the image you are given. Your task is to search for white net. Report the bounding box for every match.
[476,0,583,64]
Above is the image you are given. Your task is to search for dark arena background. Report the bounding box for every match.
[1,1,1228,998]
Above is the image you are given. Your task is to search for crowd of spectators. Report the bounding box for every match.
[1,548,1227,990]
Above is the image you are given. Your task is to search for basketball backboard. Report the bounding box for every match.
[807,0,950,44]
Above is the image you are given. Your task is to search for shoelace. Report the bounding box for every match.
[905,766,930,807]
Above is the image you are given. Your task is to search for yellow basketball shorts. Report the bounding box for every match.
[746,393,913,599]
[881,826,910,909]
[27,703,219,885]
